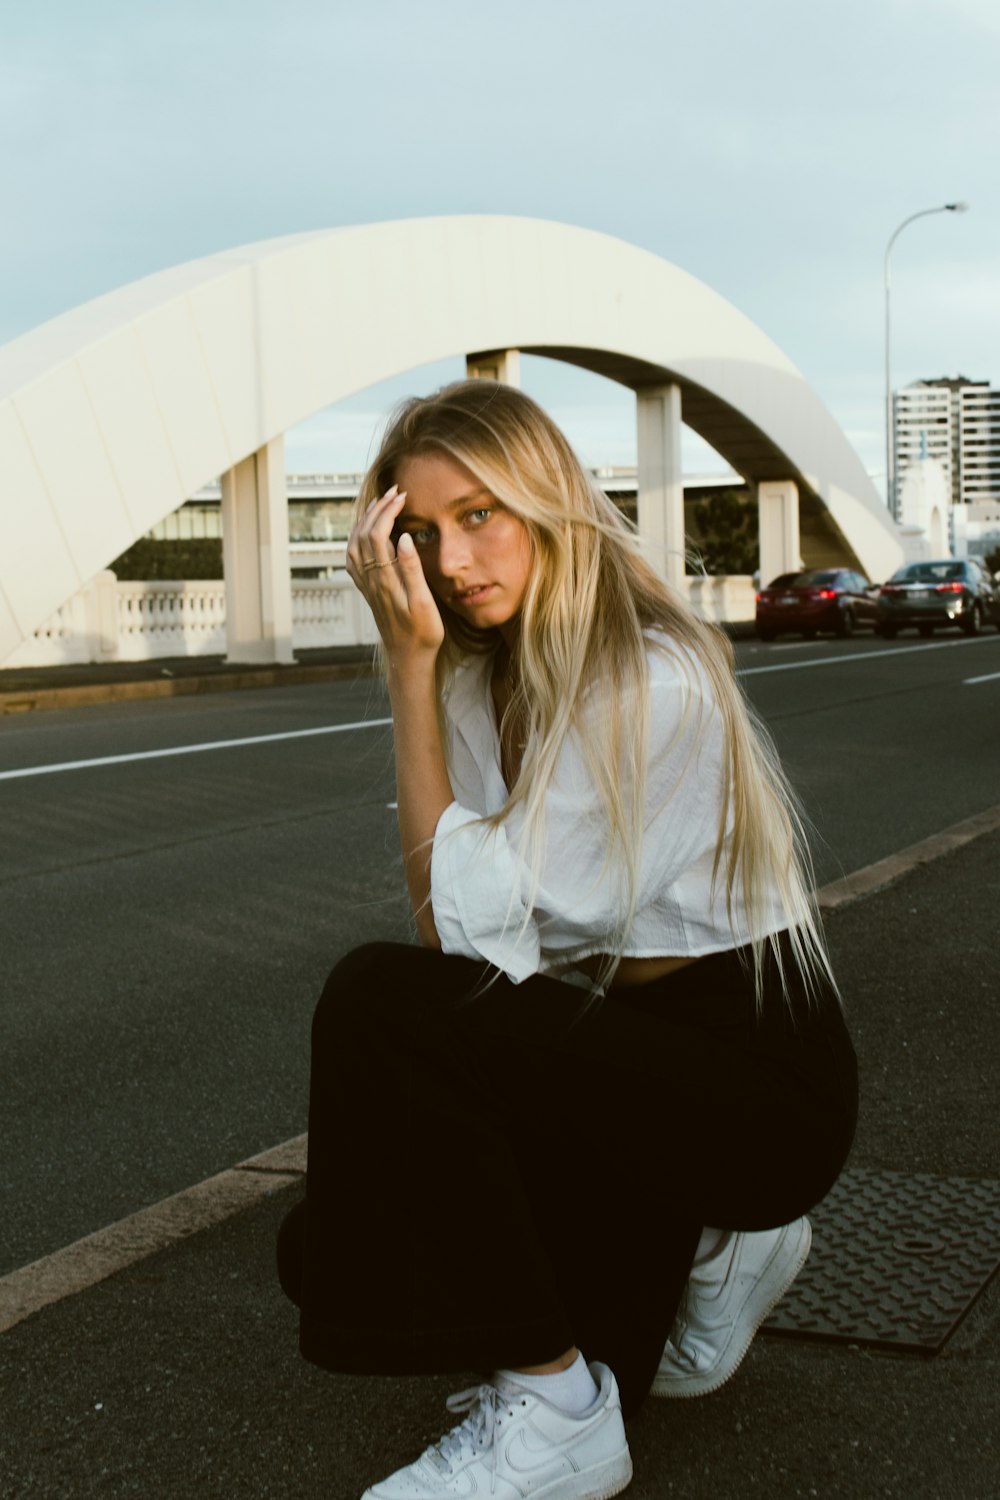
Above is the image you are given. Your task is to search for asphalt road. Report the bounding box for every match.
[2,630,999,1278]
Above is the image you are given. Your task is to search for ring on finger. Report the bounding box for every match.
[362,558,380,572]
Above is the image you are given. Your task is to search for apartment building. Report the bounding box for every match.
[958,383,1000,504]
[895,376,1000,509]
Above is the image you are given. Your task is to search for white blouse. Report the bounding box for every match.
[430,635,790,984]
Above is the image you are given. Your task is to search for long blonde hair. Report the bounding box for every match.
[357,378,835,1006]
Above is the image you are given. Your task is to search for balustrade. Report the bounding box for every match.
[4,569,749,670]
[5,573,375,668]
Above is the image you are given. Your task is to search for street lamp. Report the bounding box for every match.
[884,202,969,520]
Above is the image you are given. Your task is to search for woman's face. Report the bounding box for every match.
[394,450,533,641]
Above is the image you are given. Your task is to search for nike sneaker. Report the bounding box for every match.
[651,1217,812,1398]
[361,1360,632,1499]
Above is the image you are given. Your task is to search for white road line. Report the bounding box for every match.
[964,671,1000,685]
[0,717,393,782]
[5,641,996,777]
[737,635,999,677]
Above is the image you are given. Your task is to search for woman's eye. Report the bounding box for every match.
[466,507,492,526]
[411,529,435,547]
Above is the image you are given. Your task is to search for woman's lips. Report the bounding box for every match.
[453,584,494,605]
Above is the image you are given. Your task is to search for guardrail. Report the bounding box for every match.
[3,570,752,668]
[3,573,378,668]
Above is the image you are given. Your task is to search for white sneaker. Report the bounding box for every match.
[361,1361,633,1500]
[651,1217,812,1399]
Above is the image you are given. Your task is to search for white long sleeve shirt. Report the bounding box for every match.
[430,636,789,984]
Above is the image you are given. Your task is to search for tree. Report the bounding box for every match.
[687,490,758,576]
[108,538,223,580]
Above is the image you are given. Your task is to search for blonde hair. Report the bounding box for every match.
[357,379,835,1007]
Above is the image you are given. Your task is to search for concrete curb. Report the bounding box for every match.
[0,662,377,715]
[1,629,763,715]
[815,803,1000,912]
[0,1137,306,1335]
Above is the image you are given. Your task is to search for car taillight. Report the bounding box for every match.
[880,585,900,595]
[755,592,763,602]
[818,589,836,600]
[935,581,964,594]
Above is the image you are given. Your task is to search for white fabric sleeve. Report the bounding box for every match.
[430,801,542,983]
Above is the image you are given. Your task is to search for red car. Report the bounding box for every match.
[755,568,879,641]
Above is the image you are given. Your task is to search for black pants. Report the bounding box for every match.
[277,937,857,1417]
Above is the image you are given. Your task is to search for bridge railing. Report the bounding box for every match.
[3,573,379,668]
[3,570,751,669]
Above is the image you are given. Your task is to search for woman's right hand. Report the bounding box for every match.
[346,485,445,671]
[349,486,454,947]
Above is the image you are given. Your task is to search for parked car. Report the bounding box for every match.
[876,558,1000,638]
[755,568,879,640]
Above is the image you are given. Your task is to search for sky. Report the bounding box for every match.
[2,0,997,494]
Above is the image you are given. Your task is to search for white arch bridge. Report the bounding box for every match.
[0,216,901,666]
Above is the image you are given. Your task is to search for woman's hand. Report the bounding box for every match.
[346,485,445,671]
[348,484,452,948]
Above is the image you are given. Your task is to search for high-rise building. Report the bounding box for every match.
[894,377,1000,510]
[958,384,1000,505]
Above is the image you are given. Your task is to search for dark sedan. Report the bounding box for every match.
[876,558,1000,638]
[755,568,879,641]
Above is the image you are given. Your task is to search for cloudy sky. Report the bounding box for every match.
[3,0,996,491]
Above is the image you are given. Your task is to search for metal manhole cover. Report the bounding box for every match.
[762,1168,1000,1353]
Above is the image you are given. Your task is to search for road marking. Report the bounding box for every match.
[2,804,998,1333]
[737,635,999,677]
[5,640,995,779]
[0,717,393,782]
[964,670,1000,685]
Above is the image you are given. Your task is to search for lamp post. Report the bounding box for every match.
[884,202,968,520]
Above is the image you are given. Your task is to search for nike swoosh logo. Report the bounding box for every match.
[503,1416,608,1475]
[504,1428,564,1475]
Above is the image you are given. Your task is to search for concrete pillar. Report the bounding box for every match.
[220,435,294,664]
[87,570,120,660]
[757,480,801,587]
[636,384,685,590]
[466,349,521,385]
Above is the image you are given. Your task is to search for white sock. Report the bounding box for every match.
[694,1226,727,1264]
[496,1352,599,1414]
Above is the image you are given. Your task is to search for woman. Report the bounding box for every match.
[276,380,857,1500]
